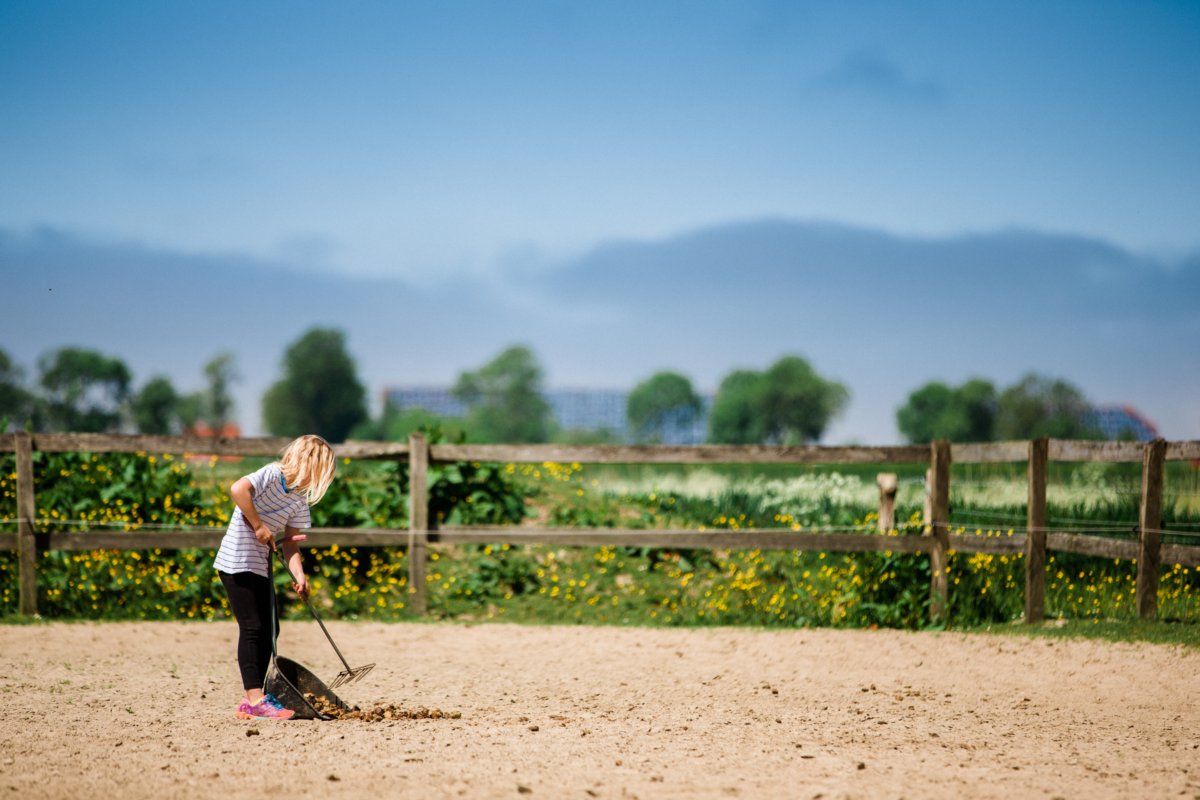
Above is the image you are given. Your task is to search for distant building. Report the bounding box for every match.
[544,389,629,437]
[183,420,243,440]
[382,386,712,444]
[183,421,243,461]
[383,386,468,419]
[1085,405,1158,441]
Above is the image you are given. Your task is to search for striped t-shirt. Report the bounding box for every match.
[213,463,312,578]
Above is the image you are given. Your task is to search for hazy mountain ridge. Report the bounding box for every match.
[2,221,1196,441]
[538,219,1197,318]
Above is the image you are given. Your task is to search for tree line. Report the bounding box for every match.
[0,326,1107,444]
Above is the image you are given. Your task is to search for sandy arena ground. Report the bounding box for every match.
[1,621,1197,800]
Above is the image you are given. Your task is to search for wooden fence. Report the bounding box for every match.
[2,432,1198,623]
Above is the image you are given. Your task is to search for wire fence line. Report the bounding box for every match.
[0,508,1175,539]
[7,515,1196,540]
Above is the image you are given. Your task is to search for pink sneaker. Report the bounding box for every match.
[236,693,295,720]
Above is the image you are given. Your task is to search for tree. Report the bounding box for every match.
[452,345,553,443]
[176,392,204,432]
[35,347,132,432]
[757,356,850,443]
[994,373,1101,440]
[707,370,767,444]
[708,356,848,444]
[131,376,180,434]
[201,352,237,428]
[351,404,469,443]
[956,378,998,442]
[627,371,702,443]
[262,328,368,442]
[553,427,622,445]
[176,352,238,432]
[896,378,997,443]
[0,349,34,430]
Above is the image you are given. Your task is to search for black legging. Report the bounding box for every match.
[219,570,280,691]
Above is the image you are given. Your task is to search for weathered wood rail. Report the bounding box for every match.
[1,432,1197,622]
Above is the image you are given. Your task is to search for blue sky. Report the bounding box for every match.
[2,1,1198,441]
[3,1,1198,277]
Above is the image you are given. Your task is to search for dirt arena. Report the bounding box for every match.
[1,621,1196,800]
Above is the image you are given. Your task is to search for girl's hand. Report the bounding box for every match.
[254,524,274,548]
[292,575,310,598]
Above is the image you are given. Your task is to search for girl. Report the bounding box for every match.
[214,434,337,720]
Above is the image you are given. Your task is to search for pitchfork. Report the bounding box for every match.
[274,544,375,689]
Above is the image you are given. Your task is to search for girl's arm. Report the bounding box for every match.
[230,477,274,548]
[280,527,309,598]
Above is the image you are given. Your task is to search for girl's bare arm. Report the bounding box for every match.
[281,526,309,597]
[230,477,274,547]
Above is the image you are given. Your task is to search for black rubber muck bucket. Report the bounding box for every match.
[264,655,352,720]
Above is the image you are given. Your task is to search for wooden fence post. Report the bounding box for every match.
[15,432,38,616]
[407,432,430,617]
[923,468,933,525]
[876,473,897,532]
[928,440,951,624]
[1136,438,1167,620]
[1024,437,1048,623]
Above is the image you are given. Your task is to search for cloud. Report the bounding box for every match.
[275,233,341,270]
[816,48,946,104]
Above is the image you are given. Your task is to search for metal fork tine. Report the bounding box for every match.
[329,663,374,689]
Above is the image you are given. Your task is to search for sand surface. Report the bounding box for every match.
[1,621,1196,799]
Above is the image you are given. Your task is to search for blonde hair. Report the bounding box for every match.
[279,434,336,505]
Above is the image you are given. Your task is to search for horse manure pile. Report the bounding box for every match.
[305,693,462,722]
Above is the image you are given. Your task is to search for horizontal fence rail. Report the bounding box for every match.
[1,432,1197,622]
[0,432,412,460]
[428,443,932,465]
